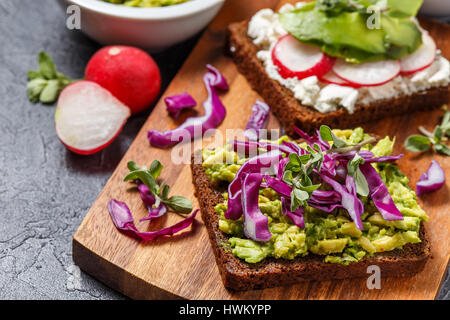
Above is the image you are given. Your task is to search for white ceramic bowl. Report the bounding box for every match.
[420,0,450,17]
[59,0,225,51]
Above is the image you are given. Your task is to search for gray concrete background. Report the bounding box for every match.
[0,0,448,300]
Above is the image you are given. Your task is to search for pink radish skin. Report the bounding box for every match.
[333,59,401,87]
[55,81,131,155]
[272,34,335,80]
[400,32,436,75]
[320,71,361,88]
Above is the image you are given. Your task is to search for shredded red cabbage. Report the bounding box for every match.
[137,183,167,222]
[263,174,291,197]
[331,150,374,161]
[360,163,403,221]
[230,140,295,157]
[310,190,341,203]
[281,141,304,155]
[226,150,283,220]
[276,156,290,180]
[244,100,270,141]
[294,127,329,151]
[148,65,228,148]
[365,154,404,163]
[164,92,197,119]
[320,174,364,230]
[416,160,445,196]
[241,173,272,242]
[281,197,305,228]
[107,199,198,241]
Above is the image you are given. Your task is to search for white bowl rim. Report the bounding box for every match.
[65,0,225,20]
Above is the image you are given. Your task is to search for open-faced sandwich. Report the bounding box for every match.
[228,0,450,135]
[191,127,430,290]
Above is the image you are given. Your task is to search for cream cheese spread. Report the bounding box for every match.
[247,5,450,114]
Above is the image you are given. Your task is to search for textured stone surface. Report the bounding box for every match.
[0,0,448,300]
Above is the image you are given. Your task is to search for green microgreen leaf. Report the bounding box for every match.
[435,143,450,156]
[149,160,164,180]
[39,79,60,104]
[26,51,78,104]
[404,135,432,152]
[38,52,57,80]
[163,196,193,214]
[124,170,158,194]
[347,153,369,197]
[124,161,192,214]
[127,161,141,172]
[319,125,348,149]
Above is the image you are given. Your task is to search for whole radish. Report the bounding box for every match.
[85,46,161,114]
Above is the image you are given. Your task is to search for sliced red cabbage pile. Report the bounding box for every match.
[148,65,228,148]
[225,127,405,242]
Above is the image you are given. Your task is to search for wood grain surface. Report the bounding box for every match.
[73,0,450,300]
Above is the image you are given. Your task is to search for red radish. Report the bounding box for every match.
[332,58,401,87]
[55,81,131,155]
[320,70,361,88]
[85,46,161,115]
[272,34,335,80]
[400,32,436,75]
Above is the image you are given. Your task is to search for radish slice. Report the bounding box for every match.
[400,32,436,75]
[55,81,131,155]
[272,34,335,80]
[333,59,401,87]
[320,71,361,88]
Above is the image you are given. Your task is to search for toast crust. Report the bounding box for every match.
[191,150,431,291]
[227,21,450,136]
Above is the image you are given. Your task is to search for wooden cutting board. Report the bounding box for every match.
[73,0,450,300]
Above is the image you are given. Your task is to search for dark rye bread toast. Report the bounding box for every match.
[191,150,431,291]
[227,21,450,136]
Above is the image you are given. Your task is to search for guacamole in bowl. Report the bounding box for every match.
[101,0,191,7]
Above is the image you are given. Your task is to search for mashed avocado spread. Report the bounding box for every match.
[102,0,190,7]
[202,128,428,265]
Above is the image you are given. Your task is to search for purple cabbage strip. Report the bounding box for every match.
[360,163,403,221]
[320,174,364,230]
[225,150,283,220]
[107,200,199,241]
[310,190,341,203]
[205,64,229,90]
[307,201,343,213]
[230,140,294,157]
[137,183,168,222]
[164,92,197,119]
[244,100,270,141]
[416,160,445,196]
[263,175,291,197]
[320,154,338,177]
[330,150,374,161]
[137,183,156,207]
[293,127,316,146]
[365,154,403,163]
[241,173,272,242]
[276,156,290,180]
[281,197,305,228]
[294,126,328,151]
[308,188,343,213]
[281,141,304,155]
[148,65,228,148]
